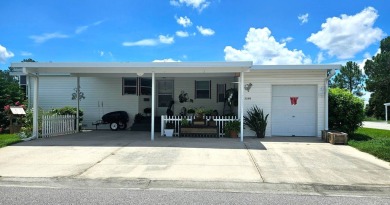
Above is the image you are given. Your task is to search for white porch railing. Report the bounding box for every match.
[42,115,77,138]
[161,115,239,137]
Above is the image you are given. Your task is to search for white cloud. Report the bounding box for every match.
[176,31,189,37]
[298,13,309,24]
[99,51,104,57]
[224,27,312,65]
[281,37,293,43]
[75,26,89,34]
[307,7,385,59]
[153,58,181,62]
[316,52,325,64]
[123,35,174,47]
[159,35,174,44]
[29,32,69,43]
[75,20,104,34]
[196,26,215,36]
[175,16,192,27]
[170,0,210,12]
[358,49,380,74]
[123,39,158,46]
[363,52,371,59]
[0,45,14,63]
[21,51,32,56]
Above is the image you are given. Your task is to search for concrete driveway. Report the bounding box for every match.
[0,131,389,186]
[363,121,390,130]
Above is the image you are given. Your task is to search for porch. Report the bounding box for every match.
[11,62,252,142]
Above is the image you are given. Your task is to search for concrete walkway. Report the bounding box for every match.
[0,131,389,186]
[362,121,390,130]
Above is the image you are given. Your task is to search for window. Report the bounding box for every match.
[195,80,211,99]
[140,78,152,95]
[122,77,152,95]
[217,84,226,102]
[158,80,173,107]
[123,78,137,95]
[19,75,28,97]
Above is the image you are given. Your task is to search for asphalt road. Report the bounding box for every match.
[0,185,389,205]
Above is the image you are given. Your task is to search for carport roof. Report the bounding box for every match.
[11,61,252,75]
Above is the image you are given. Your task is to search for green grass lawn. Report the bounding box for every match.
[0,134,22,148]
[349,128,390,162]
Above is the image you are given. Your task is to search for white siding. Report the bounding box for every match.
[243,70,326,137]
[31,76,138,129]
[172,77,236,115]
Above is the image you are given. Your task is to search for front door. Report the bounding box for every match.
[157,80,174,116]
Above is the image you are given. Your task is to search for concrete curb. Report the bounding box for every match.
[1,177,389,198]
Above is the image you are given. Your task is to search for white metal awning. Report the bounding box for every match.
[11,62,253,75]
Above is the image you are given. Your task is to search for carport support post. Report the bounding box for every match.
[151,72,155,141]
[33,75,39,139]
[76,76,80,132]
[240,71,244,142]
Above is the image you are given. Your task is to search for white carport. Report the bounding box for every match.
[385,103,390,122]
[10,62,252,142]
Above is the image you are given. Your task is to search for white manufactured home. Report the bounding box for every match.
[11,61,340,141]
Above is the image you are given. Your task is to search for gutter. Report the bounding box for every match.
[324,69,336,130]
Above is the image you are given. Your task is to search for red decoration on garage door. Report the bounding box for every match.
[290,97,299,105]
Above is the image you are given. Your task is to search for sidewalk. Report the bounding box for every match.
[362,121,390,130]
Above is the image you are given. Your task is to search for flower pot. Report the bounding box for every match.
[208,121,216,126]
[165,129,174,137]
[230,131,238,138]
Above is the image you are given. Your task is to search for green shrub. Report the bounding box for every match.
[49,106,83,120]
[243,105,269,138]
[18,108,44,138]
[329,88,364,134]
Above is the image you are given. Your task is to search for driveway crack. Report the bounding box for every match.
[73,141,133,177]
[244,142,265,182]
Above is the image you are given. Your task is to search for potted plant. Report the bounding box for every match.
[224,120,240,138]
[208,117,216,126]
[134,113,144,124]
[181,118,190,127]
[187,108,195,117]
[225,88,238,115]
[194,107,205,119]
[243,105,269,138]
[165,121,175,137]
[143,108,151,116]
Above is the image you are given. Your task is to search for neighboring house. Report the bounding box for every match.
[11,62,340,141]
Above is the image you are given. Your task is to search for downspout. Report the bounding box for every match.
[23,67,39,139]
[325,69,336,130]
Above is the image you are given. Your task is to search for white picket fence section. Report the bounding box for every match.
[161,115,239,137]
[42,115,76,138]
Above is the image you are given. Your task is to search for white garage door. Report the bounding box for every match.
[271,85,317,136]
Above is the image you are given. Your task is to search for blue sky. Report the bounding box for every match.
[0,0,388,67]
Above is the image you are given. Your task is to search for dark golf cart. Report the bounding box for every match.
[93,111,129,131]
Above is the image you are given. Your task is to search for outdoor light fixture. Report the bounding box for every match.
[244,83,252,92]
